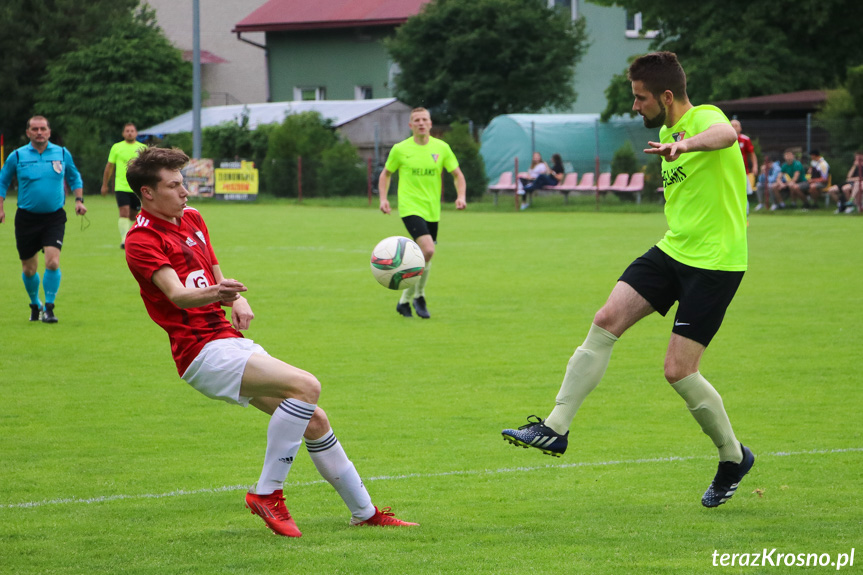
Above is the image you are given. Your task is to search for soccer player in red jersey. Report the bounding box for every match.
[124,147,416,537]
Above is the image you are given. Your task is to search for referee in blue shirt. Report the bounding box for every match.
[0,116,87,323]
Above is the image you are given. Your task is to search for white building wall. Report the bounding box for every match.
[146,0,268,105]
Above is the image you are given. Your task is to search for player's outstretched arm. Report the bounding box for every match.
[645,123,737,162]
[152,266,247,309]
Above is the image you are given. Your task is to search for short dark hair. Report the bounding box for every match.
[126,147,189,198]
[628,51,687,101]
[27,115,50,130]
[810,149,820,156]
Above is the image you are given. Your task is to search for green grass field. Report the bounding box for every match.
[1,194,861,574]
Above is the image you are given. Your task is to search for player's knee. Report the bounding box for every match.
[423,245,435,262]
[663,359,693,384]
[292,371,321,403]
[304,407,331,439]
[592,306,616,332]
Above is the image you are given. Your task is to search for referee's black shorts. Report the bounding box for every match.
[618,246,744,347]
[15,208,67,260]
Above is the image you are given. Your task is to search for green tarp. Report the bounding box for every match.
[480,113,658,182]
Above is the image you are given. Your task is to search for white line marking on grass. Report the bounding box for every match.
[4,447,861,510]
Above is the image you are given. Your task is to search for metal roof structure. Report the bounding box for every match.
[234,0,429,32]
[712,90,828,113]
[140,98,401,136]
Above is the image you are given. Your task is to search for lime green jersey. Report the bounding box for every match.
[657,105,748,271]
[384,136,459,222]
[108,140,147,193]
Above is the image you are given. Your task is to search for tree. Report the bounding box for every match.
[0,0,139,144]
[440,122,487,201]
[34,6,191,145]
[262,112,366,197]
[817,65,863,177]
[386,0,588,126]
[595,0,863,119]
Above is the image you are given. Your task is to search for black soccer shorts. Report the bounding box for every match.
[401,215,438,243]
[618,246,744,347]
[116,191,141,212]
[14,208,67,260]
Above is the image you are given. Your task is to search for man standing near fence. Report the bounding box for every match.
[378,107,467,319]
[731,120,758,209]
[102,122,147,249]
[0,115,87,323]
[502,51,754,508]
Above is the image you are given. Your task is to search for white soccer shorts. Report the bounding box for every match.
[181,338,269,407]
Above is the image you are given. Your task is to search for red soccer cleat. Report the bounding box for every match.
[245,489,302,537]
[352,506,419,527]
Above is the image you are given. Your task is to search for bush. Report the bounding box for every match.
[611,140,639,179]
[320,140,368,196]
[440,122,487,201]
[263,111,365,197]
[643,155,663,201]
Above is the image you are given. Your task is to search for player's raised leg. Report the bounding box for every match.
[502,281,652,456]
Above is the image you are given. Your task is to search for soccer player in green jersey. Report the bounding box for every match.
[378,107,466,318]
[503,52,755,508]
[102,123,147,249]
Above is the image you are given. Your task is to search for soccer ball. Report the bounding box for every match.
[370,236,425,290]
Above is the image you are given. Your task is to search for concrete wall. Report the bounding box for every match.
[147,0,268,105]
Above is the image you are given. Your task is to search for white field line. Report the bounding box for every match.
[4,447,861,510]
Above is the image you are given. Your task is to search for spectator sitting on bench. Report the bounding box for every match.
[526,153,565,193]
[519,152,550,210]
[755,154,781,211]
[826,150,863,214]
[770,149,806,210]
[804,150,829,207]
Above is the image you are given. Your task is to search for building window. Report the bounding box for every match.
[625,12,658,38]
[294,86,326,101]
[355,85,373,100]
[548,0,576,20]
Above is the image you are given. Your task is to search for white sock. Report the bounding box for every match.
[305,430,374,522]
[255,398,315,494]
[415,260,431,298]
[544,323,618,435]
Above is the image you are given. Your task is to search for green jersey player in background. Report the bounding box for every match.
[378,107,466,319]
[503,52,755,508]
[101,122,147,249]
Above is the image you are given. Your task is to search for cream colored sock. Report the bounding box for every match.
[671,372,743,463]
[118,217,132,241]
[398,283,416,304]
[415,260,431,298]
[544,323,618,435]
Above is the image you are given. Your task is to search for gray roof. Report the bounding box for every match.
[140,98,400,135]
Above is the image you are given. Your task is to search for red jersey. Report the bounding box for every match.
[737,134,755,173]
[126,207,242,375]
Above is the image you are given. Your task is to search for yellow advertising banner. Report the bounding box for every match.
[214,161,259,200]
